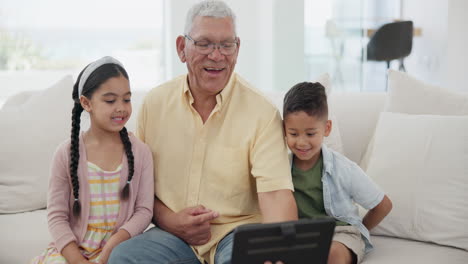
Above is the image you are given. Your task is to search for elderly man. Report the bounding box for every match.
[109,1,297,263]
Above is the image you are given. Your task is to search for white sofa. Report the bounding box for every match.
[1,72,467,264]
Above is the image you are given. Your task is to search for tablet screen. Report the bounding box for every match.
[231,218,336,264]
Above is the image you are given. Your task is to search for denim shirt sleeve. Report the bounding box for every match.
[344,159,385,210]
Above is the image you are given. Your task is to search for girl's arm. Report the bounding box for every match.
[118,145,154,237]
[97,229,131,264]
[48,144,81,253]
[362,195,393,230]
[61,242,93,264]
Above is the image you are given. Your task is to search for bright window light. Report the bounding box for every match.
[0,0,165,106]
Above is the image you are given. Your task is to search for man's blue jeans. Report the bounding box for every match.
[108,227,233,264]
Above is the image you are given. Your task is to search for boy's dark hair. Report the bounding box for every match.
[70,63,134,217]
[283,82,328,120]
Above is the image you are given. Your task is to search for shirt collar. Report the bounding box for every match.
[182,76,194,105]
[182,73,237,111]
[320,144,334,175]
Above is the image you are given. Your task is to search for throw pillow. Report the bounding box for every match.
[385,70,468,115]
[360,70,468,170]
[0,76,74,213]
[366,112,468,250]
[1,91,39,110]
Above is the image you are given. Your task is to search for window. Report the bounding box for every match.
[304,0,401,92]
[0,0,165,106]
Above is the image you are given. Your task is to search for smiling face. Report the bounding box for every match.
[284,111,332,169]
[81,75,132,134]
[177,16,239,97]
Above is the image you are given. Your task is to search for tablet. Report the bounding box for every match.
[231,218,336,264]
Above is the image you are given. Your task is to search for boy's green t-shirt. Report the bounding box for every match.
[292,154,348,226]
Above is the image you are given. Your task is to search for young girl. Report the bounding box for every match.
[32,56,154,264]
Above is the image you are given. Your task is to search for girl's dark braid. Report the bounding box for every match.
[119,126,134,200]
[69,61,129,216]
[70,101,84,217]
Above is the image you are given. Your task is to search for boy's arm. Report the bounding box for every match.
[362,195,392,230]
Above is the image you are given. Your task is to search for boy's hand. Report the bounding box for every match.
[363,195,392,230]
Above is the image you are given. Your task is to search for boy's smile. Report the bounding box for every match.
[284,111,332,170]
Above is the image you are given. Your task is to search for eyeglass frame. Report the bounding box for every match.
[184,34,239,55]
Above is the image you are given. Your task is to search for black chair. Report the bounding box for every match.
[367,21,413,72]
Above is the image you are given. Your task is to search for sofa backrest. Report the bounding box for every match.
[1,82,386,213]
[3,89,386,165]
[329,92,386,163]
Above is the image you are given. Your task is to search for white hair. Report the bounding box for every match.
[184,0,237,35]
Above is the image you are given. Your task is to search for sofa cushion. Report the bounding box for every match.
[0,76,74,213]
[1,90,40,110]
[328,92,386,163]
[385,70,468,115]
[361,70,468,170]
[365,112,468,250]
[362,235,468,264]
[0,210,51,263]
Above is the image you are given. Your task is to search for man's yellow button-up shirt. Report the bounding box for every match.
[136,73,293,263]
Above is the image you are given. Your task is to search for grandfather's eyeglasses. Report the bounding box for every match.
[184,35,238,55]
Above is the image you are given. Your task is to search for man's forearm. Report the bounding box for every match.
[153,197,174,231]
[258,189,298,223]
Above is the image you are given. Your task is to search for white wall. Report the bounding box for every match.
[403,0,468,92]
[401,0,447,88]
[272,0,305,91]
[445,0,468,92]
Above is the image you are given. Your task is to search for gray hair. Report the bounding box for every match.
[184,0,237,35]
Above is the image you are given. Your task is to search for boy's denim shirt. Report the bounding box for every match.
[290,144,385,253]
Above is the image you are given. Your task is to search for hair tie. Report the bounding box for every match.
[74,198,79,201]
[78,56,124,96]
[126,181,131,184]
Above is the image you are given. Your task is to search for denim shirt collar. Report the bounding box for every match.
[321,144,334,175]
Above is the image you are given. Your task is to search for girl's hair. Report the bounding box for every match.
[70,62,134,217]
[184,0,237,35]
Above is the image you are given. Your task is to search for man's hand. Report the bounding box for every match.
[174,205,219,245]
[154,198,219,245]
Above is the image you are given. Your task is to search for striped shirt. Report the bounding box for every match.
[31,162,122,263]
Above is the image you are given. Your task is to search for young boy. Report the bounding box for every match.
[283,82,392,264]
